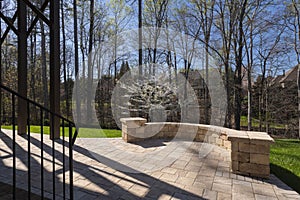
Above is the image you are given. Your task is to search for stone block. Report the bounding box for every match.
[216,138,223,146]
[247,131,274,143]
[239,163,269,176]
[122,132,127,141]
[150,125,161,133]
[120,117,146,128]
[122,124,128,131]
[161,125,169,132]
[176,131,193,140]
[231,142,239,152]
[144,126,153,135]
[250,153,270,165]
[170,131,177,138]
[136,127,145,134]
[157,131,165,139]
[220,134,228,140]
[179,124,198,133]
[197,129,207,136]
[232,152,250,163]
[168,125,179,132]
[195,134,205,142]
[224,141,231,149]
[127,128,136,136]
[239,142,250,153]
[228,131,249,142]
[208,136,216,144]
[235,171,250,177]
[250,144,270,154]
[231,161,239,172]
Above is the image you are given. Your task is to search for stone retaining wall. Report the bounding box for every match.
[120,117,274,178]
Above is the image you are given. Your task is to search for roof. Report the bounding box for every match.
[279,65,298,83]
[271,65,298,85]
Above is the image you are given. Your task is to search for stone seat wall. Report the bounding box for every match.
[120,117,274,178]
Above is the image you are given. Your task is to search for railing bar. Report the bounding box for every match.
[69,122,73,200]
[62,119,66,199]
[0,83,79,146]
[0,83,73,124]
[71,127,78,146]
[40,109,44,199]
[51,114,55,200]
[12,94,16,200]
[0,84,79,200]
[27,102,31,199]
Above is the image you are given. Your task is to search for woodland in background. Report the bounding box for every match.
[0,0,300,138]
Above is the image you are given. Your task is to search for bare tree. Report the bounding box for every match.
[138,0,143,78]
[74,0,80,122]
[214,0,238,128]
[257,24,285,131]
[143,0,169,75]
[233,0,248,130]
[86,0,95,123]
[61,0,70,118]
[190,0,215,124]
[291,0,300,138]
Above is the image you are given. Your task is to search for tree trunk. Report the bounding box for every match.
[138,0,142,78]
[61,0,69,119]
[79,2,86,121]
[87,0,94,123]
[292,0,300,139]
[40,20,48,109]
[74,0,80,122]
[204,43,209,124]
[234,0,247,130]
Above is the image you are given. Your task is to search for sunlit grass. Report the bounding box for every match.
[1,125,121,138]
[240,116,285,129]
[270,139,300,193]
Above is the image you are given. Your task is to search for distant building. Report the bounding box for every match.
[270,65,298,88]
[268,65,298,129]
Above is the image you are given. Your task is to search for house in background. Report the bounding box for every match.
[268,65,298,133]
[271,65,298,88]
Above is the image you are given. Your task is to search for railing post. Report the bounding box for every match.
[69,123,74,200]
[17,0,28,135]
[12,94,16,200]
[0,0,2,132]
[49,0,60,139]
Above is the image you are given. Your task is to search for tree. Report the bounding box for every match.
[257,21,285,131]
[233,0,248,130]
[138,0,143,78]
[291,0,300,138]
[143,0,169,75]
[86,0,95,123]
[74,0,81,122]
[107,0,132,82]
[190,0,215,124]
[213,0,238,128]
[61,0,70,118]
[243,0,261,131]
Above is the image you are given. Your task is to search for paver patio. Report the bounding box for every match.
[0,129,299,200]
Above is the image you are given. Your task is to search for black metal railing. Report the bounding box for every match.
[0,83,78,200]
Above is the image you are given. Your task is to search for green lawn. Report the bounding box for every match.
[1,125,122,138]
[270,139,300,194]
[240,116,285,129]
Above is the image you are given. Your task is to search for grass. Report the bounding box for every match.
[270,139,300,194]
[1,125,122,138]
[240,116,285,129]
